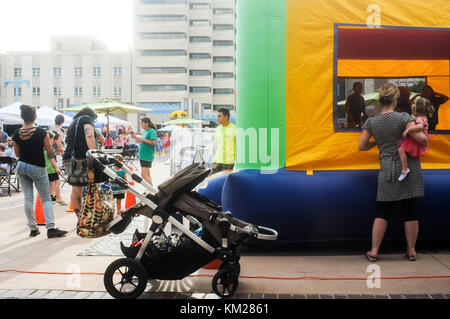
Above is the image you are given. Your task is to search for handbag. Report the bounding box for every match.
[77,157,115,238]
[64,117,89,185]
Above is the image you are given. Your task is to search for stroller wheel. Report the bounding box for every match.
[104,258,148,299]
[212,269,239,299]
[219,261,241,277]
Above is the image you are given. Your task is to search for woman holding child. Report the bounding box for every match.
[358,83,429,262]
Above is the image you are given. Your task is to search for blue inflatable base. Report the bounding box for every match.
[200,169,450,244]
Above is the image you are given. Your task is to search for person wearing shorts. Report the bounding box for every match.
[45,132,66,205]
[133,117,157,186]
[140,160,152,168]
[111,155,127,215]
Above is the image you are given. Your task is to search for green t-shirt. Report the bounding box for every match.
[139,129,157,162]
[44,151,57,175]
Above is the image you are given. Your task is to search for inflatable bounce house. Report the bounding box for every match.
[200,0,450,243]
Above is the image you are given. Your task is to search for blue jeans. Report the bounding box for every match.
[17,161,55,230]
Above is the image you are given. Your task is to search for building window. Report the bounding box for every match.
[93,86,101,96]
[142,50,187,56]
[93,67,101,77]
[142,0,186,4]
[213,8,234,15]
[141,15,186,22]
[214,56,234,62]
[202,103,212,110]
[114,86,122,97]
[190,87,211,93]
[190,36,211,43]
[213,40,234,47]
[53,67,62,77]
[32,87,40,97]
[190,3,211,10]
[53,87,61,97]
[213,24,234,31]
[14,87,22,97]
[190,70,211,76]
[75,67,83,77]
[142,32,187,39]
[213,72,234,79]
[214,105,234,111]
[114,67,122,77]
[214,89,234,95]
[32,68,40,77]
[14,68,22,77]
[75,87,83,96]
[141,67,187,73]
[190,20,211,26]
[141,85,187,91]
[189,53,211,59]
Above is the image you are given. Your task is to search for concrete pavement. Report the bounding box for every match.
[0,158,449,299]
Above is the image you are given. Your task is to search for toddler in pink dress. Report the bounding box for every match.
[398,97,434,181]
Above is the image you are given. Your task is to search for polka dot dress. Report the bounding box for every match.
[362,112,425,202]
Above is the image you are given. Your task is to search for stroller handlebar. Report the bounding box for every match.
[255,226,278,241]
[86,149,158,195]
[229,222,278,241]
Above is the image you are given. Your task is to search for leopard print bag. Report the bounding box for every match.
[77,158,115,238]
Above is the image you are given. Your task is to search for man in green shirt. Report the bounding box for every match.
[212,108,236,174]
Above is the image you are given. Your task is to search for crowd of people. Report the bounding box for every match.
[2,104,237,239]
[1,87,435,262]
[1,104,166,238]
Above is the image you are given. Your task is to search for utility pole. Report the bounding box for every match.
[4,78,30,102]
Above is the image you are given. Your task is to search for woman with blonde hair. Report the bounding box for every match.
[358,83,429,262]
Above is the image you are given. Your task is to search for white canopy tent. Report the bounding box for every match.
[0,102,24,125]
[37,106,73,127]
[0,102,73,127]
[96,114,132,126]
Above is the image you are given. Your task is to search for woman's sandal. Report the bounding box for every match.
[406,253,417,262]
[366,252,377,262]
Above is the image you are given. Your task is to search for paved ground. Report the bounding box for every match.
[0,289,449,299]
[0,156,449,299]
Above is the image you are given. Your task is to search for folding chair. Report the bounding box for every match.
[59,164,70,188]
[122,145,139,169]
[0,157,19,196]
[54,155,69,188]
[176,147,202,172]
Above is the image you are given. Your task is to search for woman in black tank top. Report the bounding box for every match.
[12,105,67,238]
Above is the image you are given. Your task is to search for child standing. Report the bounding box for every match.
[398,97,434,181]
[44,132,67,205]
[111,155,128,215]
[156,136,163,157]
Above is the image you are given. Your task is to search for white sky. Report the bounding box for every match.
[0,0,132,53]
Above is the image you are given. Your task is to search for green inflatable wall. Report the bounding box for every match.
[236,0,286,171]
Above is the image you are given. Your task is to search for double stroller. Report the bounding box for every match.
[87,151,278,299]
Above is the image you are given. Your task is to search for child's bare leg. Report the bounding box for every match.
[116,198,121,215]
[398,147,408,171]
[55,180,61,201]
[398,147,411,181]
[49,181,55,198]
